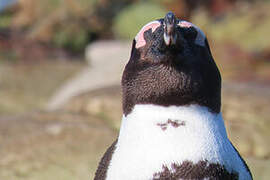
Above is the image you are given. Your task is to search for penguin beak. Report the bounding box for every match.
[163,12,177,46]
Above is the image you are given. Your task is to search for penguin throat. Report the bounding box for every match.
[106,104,250,180]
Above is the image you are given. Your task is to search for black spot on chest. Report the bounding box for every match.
[157,119,185,131]
[153,160,239,180]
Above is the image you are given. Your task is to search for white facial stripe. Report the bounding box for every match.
[135,20,160,41]
[178,21,206,46]
[135,21,161,49]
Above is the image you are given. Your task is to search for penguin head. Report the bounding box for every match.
[122,12,221,116]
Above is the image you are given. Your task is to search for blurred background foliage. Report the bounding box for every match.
[0,0,269,65]
[1,0,270,179]
[113,1,166,39]
[1,0,269,82]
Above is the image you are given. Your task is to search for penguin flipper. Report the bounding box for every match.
[94,140,117,180]
[229,141,253,179]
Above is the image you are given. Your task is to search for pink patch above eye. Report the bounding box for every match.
[178,21,192,28]
[135,21,161,49]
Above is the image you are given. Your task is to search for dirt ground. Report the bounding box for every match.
[0,61,269,179]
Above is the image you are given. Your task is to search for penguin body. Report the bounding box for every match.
[94,12,252,180]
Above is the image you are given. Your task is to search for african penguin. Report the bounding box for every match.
[94,12,252,180]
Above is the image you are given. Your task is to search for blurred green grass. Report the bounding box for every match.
[192,3,270,52]
[113,1,166,39]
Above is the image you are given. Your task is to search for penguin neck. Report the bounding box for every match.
[120,104,228,141]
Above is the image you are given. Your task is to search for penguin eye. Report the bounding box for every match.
[135,21,161,49]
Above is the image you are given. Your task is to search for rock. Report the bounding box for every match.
[62,85,122,131]
[47,40,131,110]
[45,124,63,136]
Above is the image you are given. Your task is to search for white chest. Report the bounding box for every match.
[106,105,250,180]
